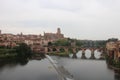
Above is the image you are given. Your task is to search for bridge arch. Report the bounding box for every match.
[68,48,73,53]
[59,47,65,52]
[45,46,104,59]
[94,50,102,59]
[48,48,52,52]
[75,48,100,59]
[85,49,92,59]
[52,47,57,52]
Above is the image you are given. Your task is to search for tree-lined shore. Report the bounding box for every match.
[0,43,32,60]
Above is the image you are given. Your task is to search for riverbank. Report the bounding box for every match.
[106,55,120,74]
[48,52,70,57]
[107,62,120,73]
[0,48,17,59]
[0,43,32,60]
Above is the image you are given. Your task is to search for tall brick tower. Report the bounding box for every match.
[0,30,1,35]
[57,28,61,34]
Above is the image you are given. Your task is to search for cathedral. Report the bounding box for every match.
[44,28,64,41]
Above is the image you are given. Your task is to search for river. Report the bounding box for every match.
[0,50,120,80]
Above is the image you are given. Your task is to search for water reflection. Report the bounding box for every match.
[51,56,118,80]
[114,73,120,80]
[85,49,91,58]
[76,51,82,58]
[0,55,59,80]
[107,65,120,80]
[72,53,77,58]
[0,59,28,69]
[94,50,102,59]
[0,55,46,68]
[0,53,119,80]
[69,49,103,59]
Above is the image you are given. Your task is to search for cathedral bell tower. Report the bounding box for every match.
[57,28,61,34]
[0,30,1,35]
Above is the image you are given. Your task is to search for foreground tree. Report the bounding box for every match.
[15,43,32,58]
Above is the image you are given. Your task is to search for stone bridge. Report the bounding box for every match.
[44,46,105,59]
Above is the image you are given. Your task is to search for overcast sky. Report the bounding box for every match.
[0,0,120,40]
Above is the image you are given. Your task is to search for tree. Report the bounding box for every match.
[15,43,32,58]
[48,42,52,46]
[76,40,83,47]
[53,39,71,46]
[107,38,118,42]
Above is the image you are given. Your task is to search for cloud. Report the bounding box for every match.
[0,0,120,40]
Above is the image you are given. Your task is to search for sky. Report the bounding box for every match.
[0,0,120,40]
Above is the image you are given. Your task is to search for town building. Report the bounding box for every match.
[0,28,64,53]
[44,28,64,41]
[106,41,120,61]
[0,30,1,35]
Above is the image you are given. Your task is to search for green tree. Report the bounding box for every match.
[53,39,70,46]
[76,40,83,47]
[107,38,118,42]
[48,42,53,46]
[15,43,32,58]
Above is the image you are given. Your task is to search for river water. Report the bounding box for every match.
[0,50,120,80]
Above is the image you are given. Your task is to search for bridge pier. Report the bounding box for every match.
[56,48,60,53]
[45,46,105,60]
[81,49,86,59]
[72,53,77,58]
[90,49,95,59]
[44,47,48,54]
[99,52,105,59]
[72,48,77,53]
[64,48,69,54]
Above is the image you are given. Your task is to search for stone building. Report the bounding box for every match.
[0,30,1,35]
[106,41,120,61]
[0,28,65,52]
[44,28,64,41]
